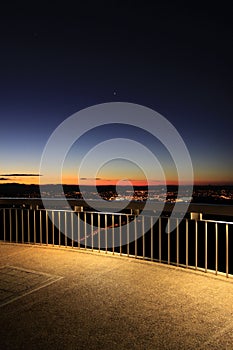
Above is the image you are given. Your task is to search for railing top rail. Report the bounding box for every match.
[0,198,233,216]
[1,206,233,225]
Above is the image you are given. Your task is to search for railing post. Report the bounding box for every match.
[105,214,107,253]
[168,218,170,265]
[127,215,129,257]
[27,209,30,243]
[3,209,6,242]
[142,216,145,260]
[112,214,115,254]
[98,213,100,252]
[33,209,36,244]
[39,210,42,245]
[226,224,229,278]
[186,219,188,268]
[78,212,80,248]
[134,216,137,258]
[215,222,218,275]
[15,209,18,243]
[150,216,153,261]
[9,209,12,243]
[21,209,24,244]
[84,212,87,249]
[159,217,161,263]
[119,215,122,256]
[91,213,94,251]
[58,211,61,247]
[71,212,74,248]
[176,218,179,266]
[52,211,55,246]
[205,221,208,273]
[65,211,67,247]
[195,220,198,270]
[46,210,48,245]
[75,212,80,248]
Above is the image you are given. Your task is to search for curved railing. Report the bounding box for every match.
[0,200,233,278]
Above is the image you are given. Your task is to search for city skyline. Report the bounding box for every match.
[0,2,232,187]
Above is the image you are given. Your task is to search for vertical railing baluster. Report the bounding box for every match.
[15,209,18,243]
[65,211,67,247]
[46,211,48,245]
[127,215,129,256]
[168,218,170,265]
[159,217,161,263]
[33,209,36,244]
[176,218,179,266]
[58,211,61,247]
[226,224,229,278]
[105,214,107,253]
[9,209,12,243]
[77,212,80,248]
[91,213,93,251]
[39,210,42,245]
[186,219,188,267]
[27,209,30,243]
[98,213,100,252]
[215,222,218,275]
[112,214,115,254]
[52,211,55,246]
[167,218,171,265]
[134,216,137,258]
[71,212,74,248]
[84,212,87,249]
[3,209,6,242]
[21,210,24,243]
[195,220,198,270]
[142,216,145,259]
[205,221,208,272]
[150,216,153,261]
[119,215,122,256]
[64,211,68,248]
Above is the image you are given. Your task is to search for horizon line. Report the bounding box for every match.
[1,182,233,187]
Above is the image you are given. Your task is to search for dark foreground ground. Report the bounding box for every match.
[1,242,233,350]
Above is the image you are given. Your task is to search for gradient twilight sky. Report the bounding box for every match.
[0,2,233,186]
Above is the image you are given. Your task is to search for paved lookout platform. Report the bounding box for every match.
[1,242,233,350]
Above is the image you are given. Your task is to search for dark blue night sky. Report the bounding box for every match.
[0,2,232,185]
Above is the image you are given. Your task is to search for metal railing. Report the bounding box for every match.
[1,206,233,278]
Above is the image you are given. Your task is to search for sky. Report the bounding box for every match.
[0,1,233,186]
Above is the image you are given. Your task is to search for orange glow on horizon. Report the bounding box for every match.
[1,175,232,186]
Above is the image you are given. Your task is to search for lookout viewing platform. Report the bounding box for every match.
[1,242,233,349]
[0,199,233,349]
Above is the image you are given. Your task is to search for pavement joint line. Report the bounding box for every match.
[0,264,63,308]
[0,264,62,278]
[0,276,63,308]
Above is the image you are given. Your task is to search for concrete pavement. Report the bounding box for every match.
[0,242,233,350]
